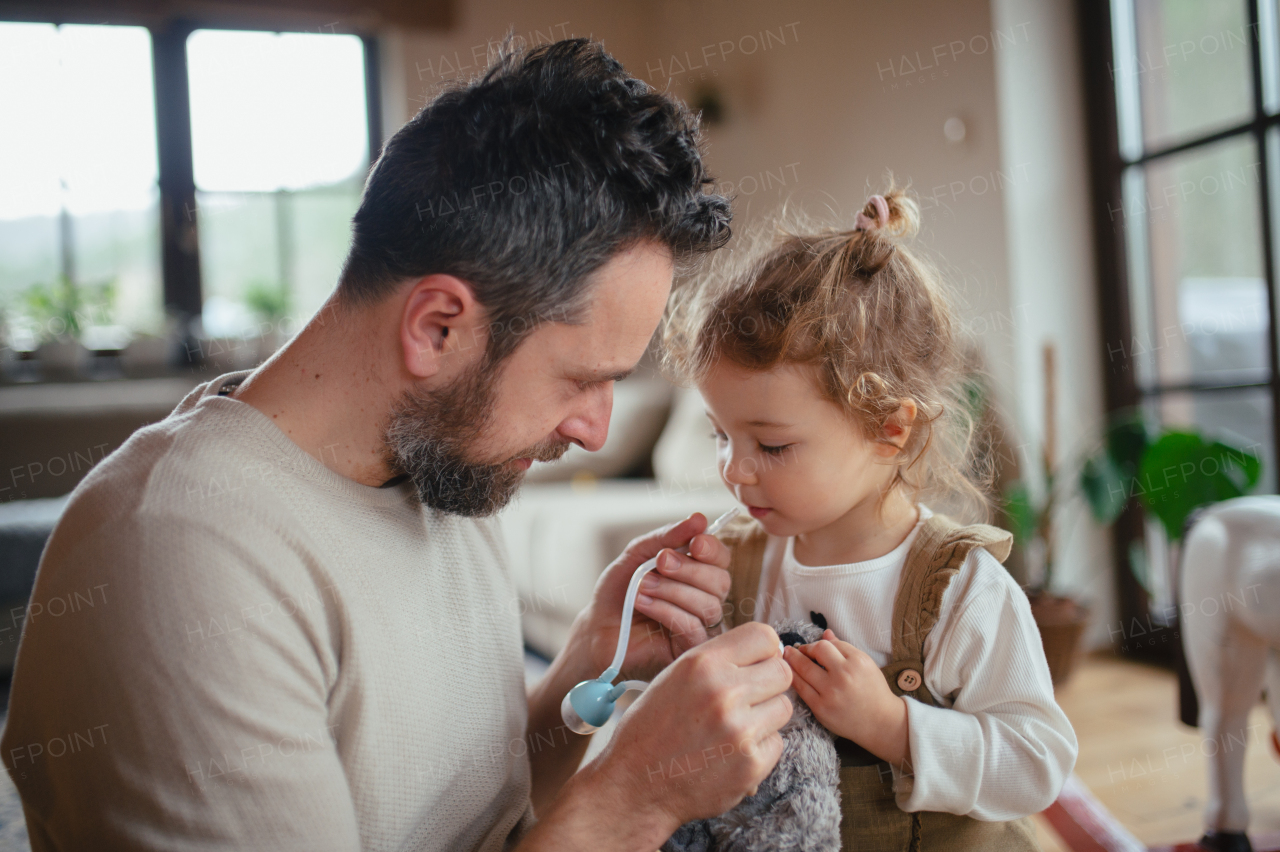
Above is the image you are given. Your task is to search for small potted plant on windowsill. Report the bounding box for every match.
[244,278,291,363]
[15,275,120,380]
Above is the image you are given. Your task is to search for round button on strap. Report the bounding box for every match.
[896,669,922,691]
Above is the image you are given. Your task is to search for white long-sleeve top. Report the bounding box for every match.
[754,505,1077,820]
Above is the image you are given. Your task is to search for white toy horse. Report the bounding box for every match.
[1181,496,1280,852]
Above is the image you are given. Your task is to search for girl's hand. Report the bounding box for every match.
[783,629,910,767]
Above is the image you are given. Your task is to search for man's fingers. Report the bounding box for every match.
[621,513,707,566]
[634,594,709,647]
[753,691,793,732]
[687,530,732,570]
[638,571,725,627]
[736,650,792,706]
[714,622,784,666]
[741,730,785,787]
[653,548,731,602]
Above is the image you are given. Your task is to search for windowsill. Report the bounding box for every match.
[1,335,280,390]
[0,374,206,415]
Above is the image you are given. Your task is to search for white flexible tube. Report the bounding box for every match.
[610,680,650,699]
[605,508,741,677]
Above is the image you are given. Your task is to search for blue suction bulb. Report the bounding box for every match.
[562,675,620,734]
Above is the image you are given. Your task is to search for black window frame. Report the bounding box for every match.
[1079,0,1279,666]
[1,11,382,370]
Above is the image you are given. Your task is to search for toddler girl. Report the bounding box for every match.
[661,188,1077,850]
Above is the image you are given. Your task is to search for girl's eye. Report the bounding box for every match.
[709,431,727,441]
[759,443,793,456]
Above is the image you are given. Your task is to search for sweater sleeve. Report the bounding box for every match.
[2,507,362,851]
[889,549,1078,820]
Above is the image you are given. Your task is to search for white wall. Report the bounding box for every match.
[383,0,1022,401]
[378,0,1116,643]
[991,0,1114,647]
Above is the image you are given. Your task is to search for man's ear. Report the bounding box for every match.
[876,399,918,457]
[399,275,480,379]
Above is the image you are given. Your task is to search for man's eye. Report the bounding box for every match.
[759,443,793,456]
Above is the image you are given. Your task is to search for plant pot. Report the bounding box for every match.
[1028,593,1089,687]
[35,336,89,379]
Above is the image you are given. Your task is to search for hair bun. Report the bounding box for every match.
[857,184,919,240]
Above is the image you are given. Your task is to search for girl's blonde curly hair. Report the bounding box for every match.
[660,183,992,522]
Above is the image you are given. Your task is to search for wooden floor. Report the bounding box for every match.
[1041,652,1280,848]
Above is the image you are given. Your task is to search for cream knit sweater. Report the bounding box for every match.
[1,372,536,851]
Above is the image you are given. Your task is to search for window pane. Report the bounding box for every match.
[1147,388,1275,494]
[187,30,367,193]
[187,30,367,347]
[289,185,362,319]
[0,23,160,344]
[196,183,361,338]
[1133,0,1253,151]
[1136,135,1268,388]
[1263,0,1280,112]
[195,192,281,338]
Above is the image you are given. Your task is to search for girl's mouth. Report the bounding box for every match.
[747,505,772,519]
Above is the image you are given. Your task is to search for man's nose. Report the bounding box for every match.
[558,385,613,453]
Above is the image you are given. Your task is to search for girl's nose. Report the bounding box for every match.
[721,447,758,485]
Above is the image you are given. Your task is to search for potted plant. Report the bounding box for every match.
[12,275,122,378]
[1079,417,1261,545]
[244,278,291,363]
[1002,344,1090,686]
[1078,409,1261,695]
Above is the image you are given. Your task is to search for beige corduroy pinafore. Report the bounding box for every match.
[717,513,1041,852]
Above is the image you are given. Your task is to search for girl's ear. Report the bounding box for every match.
[876,399,918,457]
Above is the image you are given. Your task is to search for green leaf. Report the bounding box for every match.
[1002,482,1038,547]
[244,279,290,322]
[1079,412,1150,524]
[1137,430,1262,540]
[1106,415,1149,473]
[1080,451,1128,524]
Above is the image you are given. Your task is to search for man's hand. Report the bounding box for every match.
[579,512,733,682]
[522,623,793,850]
[784,628,910,766]
[523,512,734,815]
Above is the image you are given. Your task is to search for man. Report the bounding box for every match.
[1,38,793,851]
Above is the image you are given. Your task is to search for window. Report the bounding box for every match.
[187,29,369,339]
[1089,0,1278,637]
[0,19,378,379]
[0,23,161,353]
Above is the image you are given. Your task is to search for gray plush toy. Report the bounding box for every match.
[660,618,842,852]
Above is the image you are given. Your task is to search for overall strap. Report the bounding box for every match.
[881,513,1014,706]
[720,515,769,629]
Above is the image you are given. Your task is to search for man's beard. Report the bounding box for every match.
[383,357,569,516]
